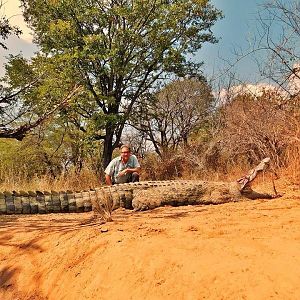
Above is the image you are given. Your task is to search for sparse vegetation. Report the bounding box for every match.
[91,189,113,223]
[1,88,300,190]
[0,0,300,192]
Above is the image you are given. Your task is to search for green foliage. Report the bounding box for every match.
[0,120,102,184]
[18,0,222,166]
[0,53,82,142]
[4,55,35,88]
[0,138,45,180]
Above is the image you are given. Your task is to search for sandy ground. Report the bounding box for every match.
[1,184,300,300]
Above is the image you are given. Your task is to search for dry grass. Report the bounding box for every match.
[280,145,300,184]
[1,142,300,198]
[91,189,114,223]
[0,167,100,192]
[140,147,300,195]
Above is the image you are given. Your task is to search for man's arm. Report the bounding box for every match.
[117,166,141,177]
[128,166,141,174]
[105,174,113,186]
[117,155,141,177]
[104,159,115,185]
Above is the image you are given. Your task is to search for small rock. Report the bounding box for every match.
[100,227,109,233]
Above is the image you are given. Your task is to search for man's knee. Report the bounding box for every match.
[131,172,140,182]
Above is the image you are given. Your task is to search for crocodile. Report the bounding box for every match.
[0,158,279,215]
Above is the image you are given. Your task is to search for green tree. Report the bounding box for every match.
[0,2,82,140]
[20,0,222,168]
[0,54,81,140]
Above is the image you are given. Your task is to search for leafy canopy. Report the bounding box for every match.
[19,0,222,166]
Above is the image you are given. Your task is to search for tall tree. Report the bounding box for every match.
[0,2,81,140]
[0,55,81,140]
[130,77,214,156]
[20,0,222,168]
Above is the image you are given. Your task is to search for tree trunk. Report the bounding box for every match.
[102,130,114,170]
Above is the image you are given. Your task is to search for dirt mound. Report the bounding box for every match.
[1,187,300,299]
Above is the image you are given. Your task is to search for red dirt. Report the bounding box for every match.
[1,184,300,300]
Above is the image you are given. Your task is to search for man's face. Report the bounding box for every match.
[120,147,130,162]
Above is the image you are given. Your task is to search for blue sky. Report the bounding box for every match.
[197,0,268,82]
[0,0,281,82]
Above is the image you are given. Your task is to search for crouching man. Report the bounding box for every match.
[104,144,141,185]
